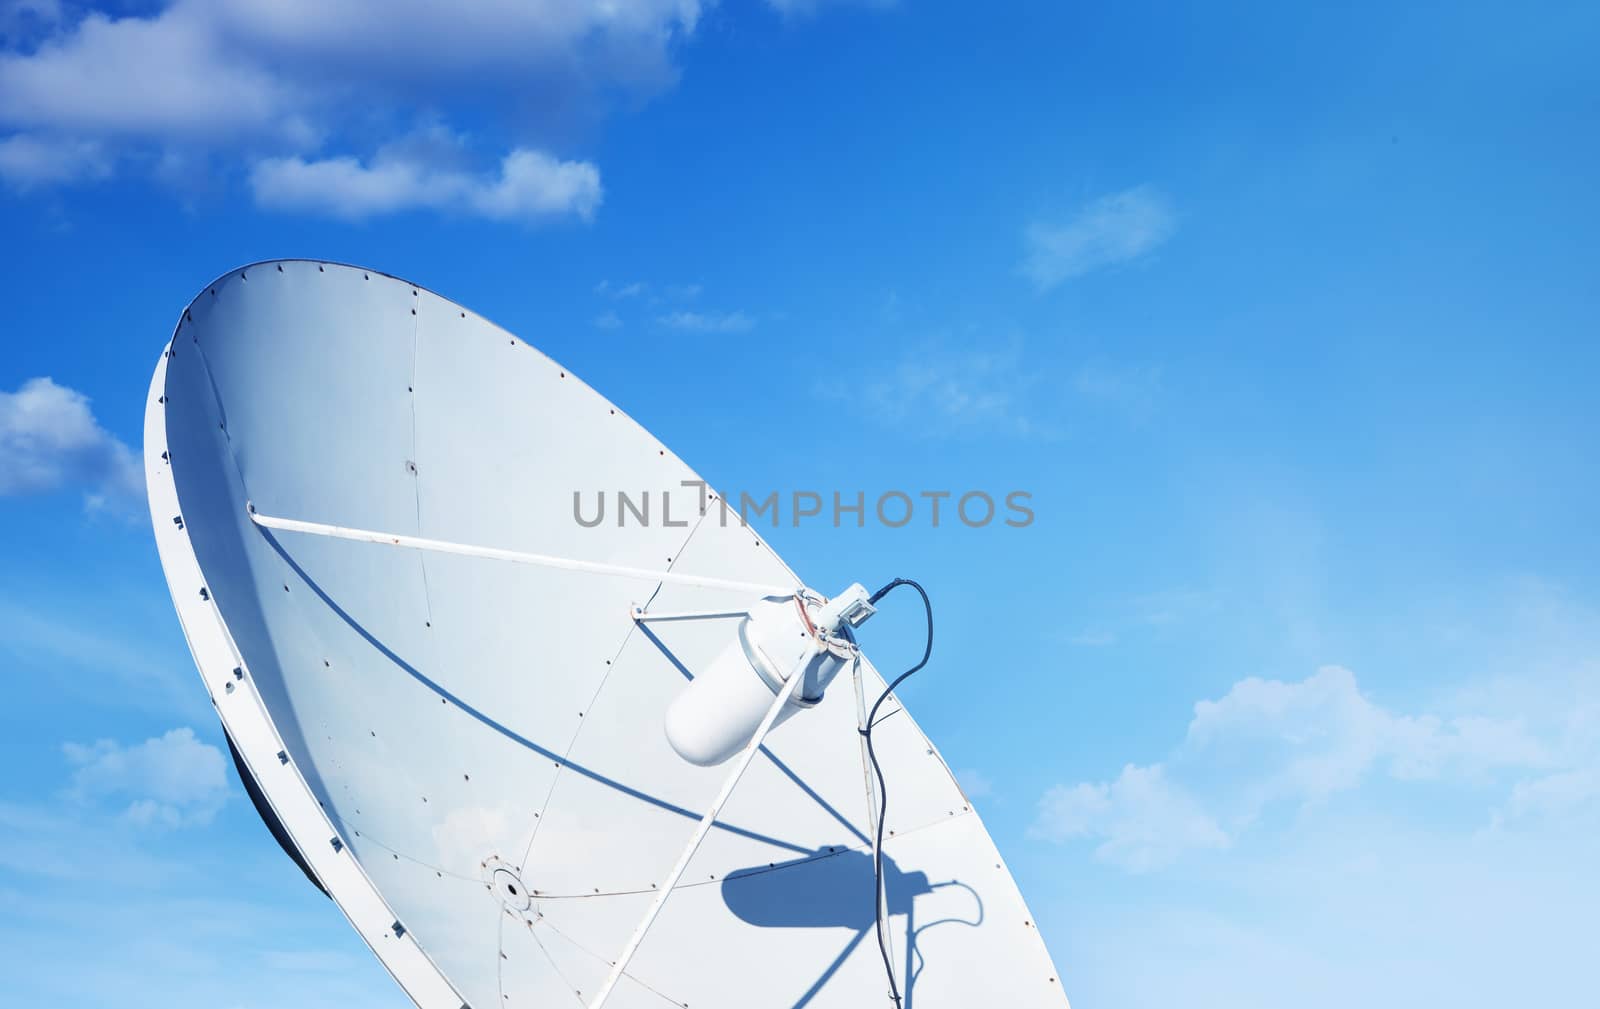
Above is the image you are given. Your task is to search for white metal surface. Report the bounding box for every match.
[589,649,810,1009]
[146,260,1070,1009]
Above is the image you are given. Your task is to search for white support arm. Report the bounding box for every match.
[247,506,795,596]
[585,656,810,1009]
[631,606,749,623]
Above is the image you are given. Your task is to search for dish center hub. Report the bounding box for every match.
[481,856,532,912]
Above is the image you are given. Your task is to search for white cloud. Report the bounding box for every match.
[592,310,623,329]
[0,0,702,205]
[1188,667,1550,801]
[657,309,754,333]
[1045,585,1600,1006]
[1023,185,1175,289]
[63,728,229,828]
[1030,764,1228,871]
[0,7,309,143]
[1033,666,1557,871]
[207,0,701,84]
[0,377,141,507]
[0,1,700,137]
[0,132,108,185]
[249,146,601,222]
[470,148,603,220]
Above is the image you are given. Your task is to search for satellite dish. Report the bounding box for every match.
[145,261,1068,1009]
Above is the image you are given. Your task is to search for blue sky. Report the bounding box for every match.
[2,1,1598,1006]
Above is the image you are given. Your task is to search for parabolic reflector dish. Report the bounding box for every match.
[145,261,1068,1009]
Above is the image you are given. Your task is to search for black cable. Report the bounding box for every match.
[862,577,932,1008]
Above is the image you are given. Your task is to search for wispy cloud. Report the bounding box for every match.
[766,0,897,14]
[657,309,754,333]
[0,785,400,1008]
[1505,767,1600,821]
[0,376,140,510]
[0,595,201,718]
[847,341,1055,439]
[1073,360,1162,421]
[1023,186,1175,290]
[823,333,1172,441]
[0,799,183,883]
[0,132,107,186]
[594,279,646,299]
[597,279,729,328]
[260,950,368,972]
[1060,588,1218,648]
[63,727,229,828]
[955,767,995,800]
[1031,665,1559,871]
[1032,764,1228,872]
